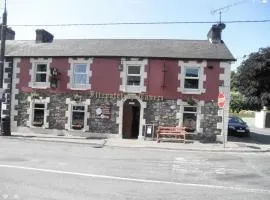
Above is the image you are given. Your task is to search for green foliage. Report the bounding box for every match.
[230,92,246,113]
[234,47,270,111]
[230,71,237,92]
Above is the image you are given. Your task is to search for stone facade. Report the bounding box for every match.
[144,100,179,126]
[15,91,119,134]
[14,91,222,141]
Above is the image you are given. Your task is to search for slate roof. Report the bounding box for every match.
[5,39,235,61]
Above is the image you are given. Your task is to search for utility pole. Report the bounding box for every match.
[0,0,8,135]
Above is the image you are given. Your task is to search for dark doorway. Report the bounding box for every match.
[122,99,140,139]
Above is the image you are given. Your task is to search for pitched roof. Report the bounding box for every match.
[5,39,235,61]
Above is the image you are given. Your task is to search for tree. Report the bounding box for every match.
[230,71,237,92]
[235,47,270,111]
[230,91,245,113]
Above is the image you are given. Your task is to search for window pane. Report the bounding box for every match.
[127,76,140,85]
[184,107,197,112]
[36,64,47,72]
[185,68,199,77]
[183,113,197,132]
[73,74,87,85]
[72,111,85,129]
[128,66,140,74]
[36,74,47,82]
[72,106,85,111]
[74,64,87,73]
[33,109,44,127]
[34,103,45,109]
[184,79,199,89]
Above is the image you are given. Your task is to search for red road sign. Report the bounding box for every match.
[217,92,225,108]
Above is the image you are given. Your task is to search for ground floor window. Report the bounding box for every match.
[71,105,85,130]
[183,106,197,132]
[32,103,45,127]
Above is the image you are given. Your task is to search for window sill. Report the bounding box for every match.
[181,89,202,95]
[69,85,91,90]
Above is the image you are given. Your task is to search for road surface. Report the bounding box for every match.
[0,138,269,200]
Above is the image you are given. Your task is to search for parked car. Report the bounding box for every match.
[228,116,250,137]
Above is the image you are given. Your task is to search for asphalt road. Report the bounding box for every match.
[0,138,270,200]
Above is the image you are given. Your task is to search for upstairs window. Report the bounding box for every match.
[127,65,141,86]
[35,64,48,83]
[178,60,206,94]
[68,58,93,90]
[119,59,147,93]
[30,58,52,88]
[184,67,199,89]
[73,63,88,85]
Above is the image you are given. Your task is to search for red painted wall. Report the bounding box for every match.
[147,59,180,98]
[91,58,121,93]
[16,57,223,101]
[17,58,31,92]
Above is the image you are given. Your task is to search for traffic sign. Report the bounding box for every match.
[217,92,225,108]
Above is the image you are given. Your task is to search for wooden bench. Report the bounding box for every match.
[156,126,187,143]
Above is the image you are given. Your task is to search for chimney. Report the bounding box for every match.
[207,23,226,43]
[36,29,54,43]
[0,24,15,40]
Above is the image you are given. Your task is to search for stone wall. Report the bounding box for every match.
[200,102,222,142]
[15,92,222,141]
[15,91,119,134]
[144,100,179,126]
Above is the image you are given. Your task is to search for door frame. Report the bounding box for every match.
[117,94,146,139]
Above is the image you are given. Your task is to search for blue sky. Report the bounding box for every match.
[3,0,270,70]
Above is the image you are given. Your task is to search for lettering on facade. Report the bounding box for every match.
[89,91,163,101]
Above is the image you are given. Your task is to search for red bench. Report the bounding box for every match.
[156,126,187,143]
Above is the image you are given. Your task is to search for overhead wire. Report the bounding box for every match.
[7,19,270,27]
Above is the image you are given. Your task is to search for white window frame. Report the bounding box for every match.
[119,58,147,93]
[27,96,50,128]
[178,60,206,94]
[65,98,90,132]
[32,103,45,126]
[176,99,204,133]
[29,58,52,89]
[68,58,93,90]
[71,105,86,130]
[182,106,197,131]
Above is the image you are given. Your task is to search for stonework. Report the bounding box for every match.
[14,91,222,142]
[200,102,222,141]
[144,100,179,126]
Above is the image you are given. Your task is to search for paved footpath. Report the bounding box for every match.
[3,131,270,152]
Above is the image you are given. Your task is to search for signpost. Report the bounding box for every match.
[217,92,226,148]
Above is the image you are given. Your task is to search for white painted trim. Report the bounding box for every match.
[29,58,52,89]
[11,58,21,131]
[197,100,205,133]
[177,60,206,94]
[116,94,146,139]
[67,58,93,90]
[119,58,148,93]
[217,61,231,143]
[27,96,50,128]
[65,98,91,132]
[2,62,9,90]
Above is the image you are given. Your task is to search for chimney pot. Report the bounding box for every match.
[36,29,54,43]
[207,23,226,44]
